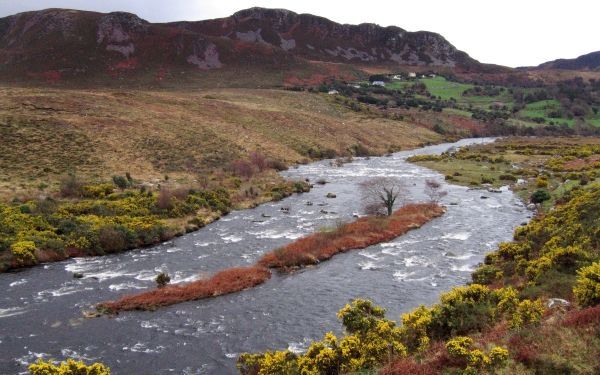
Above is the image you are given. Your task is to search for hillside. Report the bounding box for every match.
[0,7,495,86]
[0,86,439,199]
[537,51,600,71]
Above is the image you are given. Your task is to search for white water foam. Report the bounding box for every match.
[441,232,471,241]
[109,282,146,291]
[9,279,27,287]
[0,306,27,318]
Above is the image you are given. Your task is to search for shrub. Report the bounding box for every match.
[535,177,549,188]
[157,188,174,210]
[471,264,503,285]
[481,175,494,184]
[499,174,517,182]
[97,225,128,253]
[337,299,386,334]
[429,284,498,338]
[509,299,544,329]
[59,173,83,198]
[530,189,551,204]
[445,337,508,371]
[29,358,110,375]
[573,262,600,307]
[81,184,115,198]
[155,272,171,288]
[112,175,129,190]
[11,240,37,265]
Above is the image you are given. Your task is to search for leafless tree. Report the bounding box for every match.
[359,177,405,216]
[424,179,447,203]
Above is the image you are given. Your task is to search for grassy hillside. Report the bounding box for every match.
[0,86,439,199]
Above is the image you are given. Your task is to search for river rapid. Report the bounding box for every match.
[0,138,531,374]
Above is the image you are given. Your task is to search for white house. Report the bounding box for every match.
[372,81,385,87]
[408,72,417,78]
[328,89,339,95]
[392,75,402,80]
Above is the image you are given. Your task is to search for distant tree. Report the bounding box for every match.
[155,272,171,288]
[360,177,405,216]
[112,175,129,190]
[424,179,447,203]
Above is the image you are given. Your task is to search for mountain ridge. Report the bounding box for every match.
[536,50,600,71]
[0,7,496,86]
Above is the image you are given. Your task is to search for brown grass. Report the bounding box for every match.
[0,86,440,199]
[258,203,445,270]
[98,266,271,313]
[378,358,437,375]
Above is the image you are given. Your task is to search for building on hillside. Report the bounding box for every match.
[328,89,339,95]
[372,81,385,87]
[408,72,417,78]
[392,75,403,80]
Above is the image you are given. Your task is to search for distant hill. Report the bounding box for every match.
[537,51,600,71]
[0,7,497,86]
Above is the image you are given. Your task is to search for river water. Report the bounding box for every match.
[0,138,530,374]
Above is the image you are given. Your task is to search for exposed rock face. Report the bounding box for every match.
[184,7,478,68]
[0,7,485,84]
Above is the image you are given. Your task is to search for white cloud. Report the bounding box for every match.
[0,0,598,67]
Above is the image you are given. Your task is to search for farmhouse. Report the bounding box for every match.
[372,81,385,87]
[328,89,339,95]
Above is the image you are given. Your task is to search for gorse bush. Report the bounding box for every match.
[28,358,110,375]
[573,262,600,307]
[446,337,508,371]
[0,183,233,271]
[478,184,599,291]
[10,240,37,265]
[238,299,408,375]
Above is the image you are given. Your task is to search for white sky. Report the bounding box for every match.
[0,0,598,67]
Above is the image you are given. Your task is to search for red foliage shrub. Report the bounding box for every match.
[157,188,174,210]
[259,203,444,270]
[378,358,437,375]
[230,159,255,179]
[563,306,600,328]
[98,266,271,312]
[508,334,538,365]
[249,152,268,172]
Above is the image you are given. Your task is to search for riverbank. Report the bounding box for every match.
[238,138,600,375]
[407,137,600,208]
[97,203,444,313]
[0,169,311,273]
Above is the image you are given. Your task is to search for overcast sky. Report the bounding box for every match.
[1,0,598,67]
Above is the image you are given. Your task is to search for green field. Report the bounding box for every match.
[386,76,512,109]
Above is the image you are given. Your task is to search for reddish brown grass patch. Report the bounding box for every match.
[98,266,271,313]
[378,357,437,375]
[258,203,444,270]
[563,306,600,328]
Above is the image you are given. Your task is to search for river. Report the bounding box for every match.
[0,138,531,374]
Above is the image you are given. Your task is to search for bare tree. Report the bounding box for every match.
[359,177,405,216]
[424,179,447,203]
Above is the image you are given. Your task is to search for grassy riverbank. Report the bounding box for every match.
[0,169,310,272]
[97,203,444,313]
[236,138,600,375]
[408,137,600,208]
